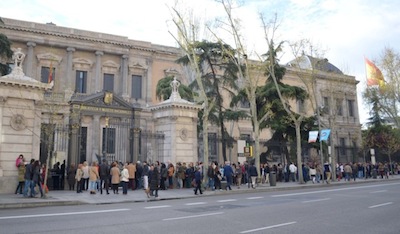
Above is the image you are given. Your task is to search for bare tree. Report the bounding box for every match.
[168,4,215,181]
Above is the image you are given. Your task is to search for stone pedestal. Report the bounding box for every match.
[151,77,201,164]
[0,48,52,193]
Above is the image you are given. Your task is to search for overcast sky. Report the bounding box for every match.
[1,0,399,125]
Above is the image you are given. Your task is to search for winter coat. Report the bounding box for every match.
[150,167,160,190]
[67,168,77,185]
[18,165,26,182]
[120,168,129,182]
[89,166,99,182]
[248,165,258,177]
[110,166,120,185]
[75,168,83,181]
[126,164,136,179]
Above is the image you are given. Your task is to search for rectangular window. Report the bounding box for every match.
[102,128,116,154]
[297,99,305,113]
[131,75,142,100]
[348,100,354,117]
[323,97,330,113]
[240,99,250,108]
[336,98,343,116]
[208,133,217,156]
[75,70,87,93]
[103,73,114,92]
[340,137,345,155]
[41,66,56,83]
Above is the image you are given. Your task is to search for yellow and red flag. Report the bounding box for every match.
[48,62,53,83]
[365,58,384,87]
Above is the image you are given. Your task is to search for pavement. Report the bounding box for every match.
[1,175,399,209]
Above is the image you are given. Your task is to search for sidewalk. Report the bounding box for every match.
[1,175,399,209]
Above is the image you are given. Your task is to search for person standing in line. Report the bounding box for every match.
[289,162,297,182]
[207,162,216,191]
[344,163,352,181]
[75,164,84,193]
[352,162,358,181]
[142,161,150,191]
[99,159,110,195]
[149,164,160,198]
[214,162,222,190]
[81,161,89,191]
[235,163,242,188]
[324,161,332,184]
[309,165,317,183]
[126,161,136,190]
[193,166,203,195]
[60,160,66,190]
[110,162,120,194]
[89,162,99,195]
[32,160,44,198]
[23,159,35,197]
[264,163,270,184]
[16,154,24,168]
[121,163,129,195]
[160,163,167,190]
[167,163,175,189]
[15,161,25,194]
[135,161,143,190]
[223,161,233,191]
[67,163,76,191]
[248,162,258,189]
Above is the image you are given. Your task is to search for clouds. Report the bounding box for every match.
[1,0,399,124]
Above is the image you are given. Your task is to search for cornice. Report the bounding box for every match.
[0,18,181,56]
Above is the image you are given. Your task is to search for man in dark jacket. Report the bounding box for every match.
[23,158,35,197]
[223,161,234,191]
[249,162,258,189]
[99,159,110,194]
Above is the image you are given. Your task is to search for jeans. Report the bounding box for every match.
[122,181,128,194]
[89,181,97,191]
[23,180,33,197]
[208,178,215,190]
[226,175,232,190]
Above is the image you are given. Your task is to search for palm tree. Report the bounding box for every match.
[155,75,194,102]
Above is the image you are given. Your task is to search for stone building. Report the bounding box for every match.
[0,17,361,193]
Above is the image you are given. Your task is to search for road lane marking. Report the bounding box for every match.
[144,205,171,209]
[217,199,237,203]
[239,221,297,233]
[185,202,207,206]
[0,209,130,220]
[271,182,400,197]
[302,198,331,203]
[368,202,393,209]
[246,197,263,200]
[163,212,224,221]
[370,190,387,193]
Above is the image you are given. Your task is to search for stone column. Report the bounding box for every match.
[121,54,129,100]
[25,42,36,78]
[94,51,104,93]
[68,110,80,166]
[92,115,101,161]
[65,47,75,91]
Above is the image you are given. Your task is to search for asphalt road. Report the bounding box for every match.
[1,181,399,234]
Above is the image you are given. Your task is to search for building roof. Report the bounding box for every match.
[287,55,344,75]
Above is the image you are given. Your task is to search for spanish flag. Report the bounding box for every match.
[365,58,384,87]
[48,62,53,83]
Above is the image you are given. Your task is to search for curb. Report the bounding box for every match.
[1,177,399,209]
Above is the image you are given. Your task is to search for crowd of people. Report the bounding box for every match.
[14,153,400,198]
